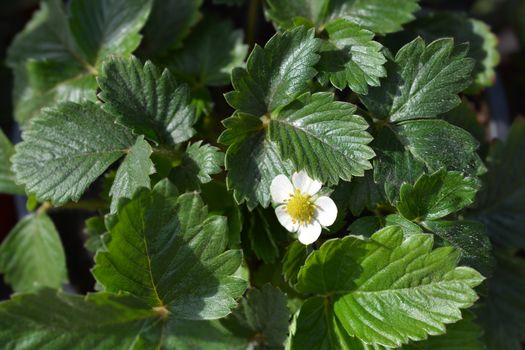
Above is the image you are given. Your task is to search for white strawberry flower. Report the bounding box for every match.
[270,170,338,245]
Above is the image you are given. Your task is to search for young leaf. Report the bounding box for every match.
[12,101,135,205]
[169,141,224,192]
[361,38,474,122]
[294,226,484,348]
[0,213,67,292]
[397,170,478,221]
[221,284,291,348]
[317,18,386,94]
[268,92,375,184]
[0,129,24,194]
[93,180,247,320]
[225,26,320,116]
[109,136,155,213]
[469,120,525,248]
[168,15,248,86]
[0,290,163,349]
[98,56,196,145]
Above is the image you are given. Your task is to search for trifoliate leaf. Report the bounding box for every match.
[395,119,486,177]
[141,0,203,56]
[98,56,196,145]
[93,180,247,320]
[423,220,493,276]
[109,136,155,213]
[265,0,420,34]
[68,0,151,66]
[294,227,484,348]
[12,101,135,205]
[0,289,163,349]
[477,253,525,350]
[269,92,374,184]
[469,120,525,248]
[0,213,67,292]
[401,311,485,350]
[225,26,320,116]
[397,170,478,221]
[169,141,224,192]
[409,11,499,92]
[361,37,474,122]
[221,284,291,349]
[169,15,247,86]
[6,0,151,126]
[220,113,294,209]
[317,18,386,94]
[0,129,24,194]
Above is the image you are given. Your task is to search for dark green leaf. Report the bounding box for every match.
[0,213,67,292]
[165,319,246,349]
[332,171,385,216]
[98,56,196,145]
[247,207,287,264]
[348,216,382,237]
[397,170,478,221]
[0,129,24,194]
[84,216,108,254]
[12,101,135,205]
[282,241,309,285]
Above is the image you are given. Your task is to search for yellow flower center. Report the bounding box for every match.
[286,189,315,224]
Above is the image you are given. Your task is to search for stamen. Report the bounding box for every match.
[285,189,316,225]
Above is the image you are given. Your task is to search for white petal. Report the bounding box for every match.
[270,175,294,204]
[292,170,322,196]
[314,196,338,227]
[275,205,299,232]
[297,221,322,245]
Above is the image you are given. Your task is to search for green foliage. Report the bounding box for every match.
[0,129,24,194]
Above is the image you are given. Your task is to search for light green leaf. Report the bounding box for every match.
[0,213,67,292]
[361,38,474,122]
[169,15,247,86]
[317,18,386,93]
[295,227,484,348]
[397,170,478,221]
[225,26,320,116]
[469,120,525,248]
[269,92,374,184]
[0,289,163,349]
[221,284,291,349]
[477,253,525,350]
[93,180,247,320]
[395,119,485,177]
[141,0,203,56]
[12,101,135,205]
[109,136,155,213]
[98,56,196,145]
[0,129,24,194]
[169,141,224,192]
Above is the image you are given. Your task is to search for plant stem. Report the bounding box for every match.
[247,0,260,50]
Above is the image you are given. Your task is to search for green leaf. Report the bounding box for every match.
[12,101,135,205]
[331,171,385,216]
[225,26,320,116]
[169,141,224,192]
[0,213,67,292]
[265,0,420,34]
[246,207,288,264]
[84,216,108,254]
[317,18,386,93]
[401,311,485,350]
[409,11,499,92]
[0,129,24,194]
[282,241,309,285]
[361,38,474,122]
[98,56,196,145]
[395,119,485,177]
[68,0,151,66]
[397,170,478,221]
[348,216,383,237]
[469,120,525,248]
[477,253,525,350]
[109,136,155,213]
[268,92,375,184]
[164,319,246,349]
[141,0,203,56]
[93,180,247,320]
[294,227,484,348]
[169,15,247,86]
[0,289,163,349]
[220,113,294,209]
[221,284,291,349]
